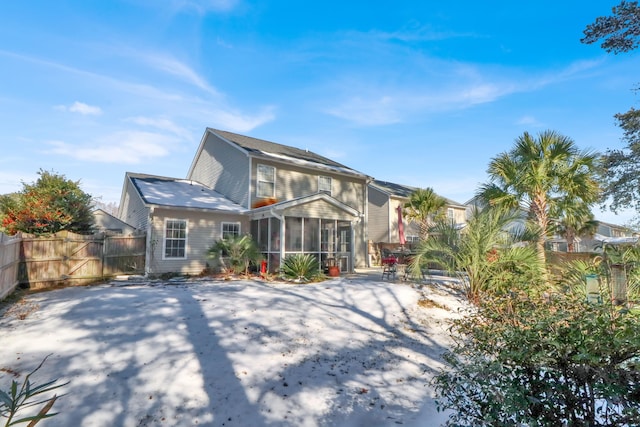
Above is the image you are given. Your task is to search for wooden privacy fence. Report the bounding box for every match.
[1,233,21,300]
[10,231,146,291]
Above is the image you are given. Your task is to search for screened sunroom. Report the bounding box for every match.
[249,194,361,273]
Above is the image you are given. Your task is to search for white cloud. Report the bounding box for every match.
[55,101,103,115]
[516,115,544,127]
[325,96,402,126]
[127,116,192,140]
[137,53,220,96]
[207,105,277,133]
[130,0,240,14]
[46,131,177,164]
[0,171,38,195]
[323,58,600,127]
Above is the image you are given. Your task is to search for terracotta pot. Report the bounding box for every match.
[328,265,340,277]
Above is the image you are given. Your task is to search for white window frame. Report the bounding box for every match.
[257,164,275,198]
[163,219,187,260]
[221,222,241,239]
[447,208,455,221]
[318,175,332,195]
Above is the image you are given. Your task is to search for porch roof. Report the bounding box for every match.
[249,192,361,219]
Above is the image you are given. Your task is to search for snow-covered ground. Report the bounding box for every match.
[0,269,466,427]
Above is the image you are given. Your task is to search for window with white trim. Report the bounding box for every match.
[222,222,241,239]
[447,208,455,221]
[318,176,332,195]
[164,219,187,259]
[257,164,275,198]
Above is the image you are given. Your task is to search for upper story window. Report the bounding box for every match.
[222,222,241,239]
[447,208,455,222]
[257,164,275,198]
[164,219,187,259]
[318,176,332,195]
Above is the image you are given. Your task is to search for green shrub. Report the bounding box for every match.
[1,354,67,426]
[434,291,640,426]
[208,235,263,276]
[280,254,322,282]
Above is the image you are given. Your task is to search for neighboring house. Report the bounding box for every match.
[548,221,638,253]
[368,180,466,244]
[92,209,138,235]
[118,128,371,275]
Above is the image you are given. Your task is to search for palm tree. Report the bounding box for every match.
[477,130,601,271]
[409,205,541,301]
[403,187,447,240]
[208,234,263,276]
[550,200,598,252]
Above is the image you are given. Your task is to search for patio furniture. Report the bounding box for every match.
[381,256,397,280]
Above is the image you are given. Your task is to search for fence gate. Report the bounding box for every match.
[18,231,145,289]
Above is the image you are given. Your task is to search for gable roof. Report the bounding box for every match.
[128,173,248,213]
[209,128,370,179]
[250,192,361,218]
[93,208,137,233]
[370,179,465,208]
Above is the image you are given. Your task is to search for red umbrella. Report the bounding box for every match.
[397,205,406,245]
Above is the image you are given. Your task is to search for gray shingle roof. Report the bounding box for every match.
[130,174,248,213]
[370,179,465,207]
[371,180,417,198]
[211,129,366,176]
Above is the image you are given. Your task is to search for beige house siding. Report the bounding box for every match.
[118,178,149,231]
[368,183,467,245]
[251,160,365,212]
[284,199,355,220]
[93,210,137,235]
[367,186,390,243]
[188,132,251,207]
[147,208,249,275]
[448,206,467,225]
[353,219,367,269]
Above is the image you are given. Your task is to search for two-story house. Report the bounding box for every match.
[367,179,466,245]
[118,128,371,275]
[547,220,638,253]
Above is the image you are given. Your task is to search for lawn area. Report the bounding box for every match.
[0,271,466,427]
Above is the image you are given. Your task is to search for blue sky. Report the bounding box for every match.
[1,1,639,224]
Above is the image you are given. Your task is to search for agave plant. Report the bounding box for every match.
[280,254,322,282]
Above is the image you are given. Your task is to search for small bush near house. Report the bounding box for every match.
[280,254,323,283]
[207,235,263,277]
[1,355,67,426]
[434,291,640,426]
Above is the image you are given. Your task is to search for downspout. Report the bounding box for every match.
[145,206,154,277]
[350,217,356,272]
[247,156,253,209]
[364,178,372,267]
